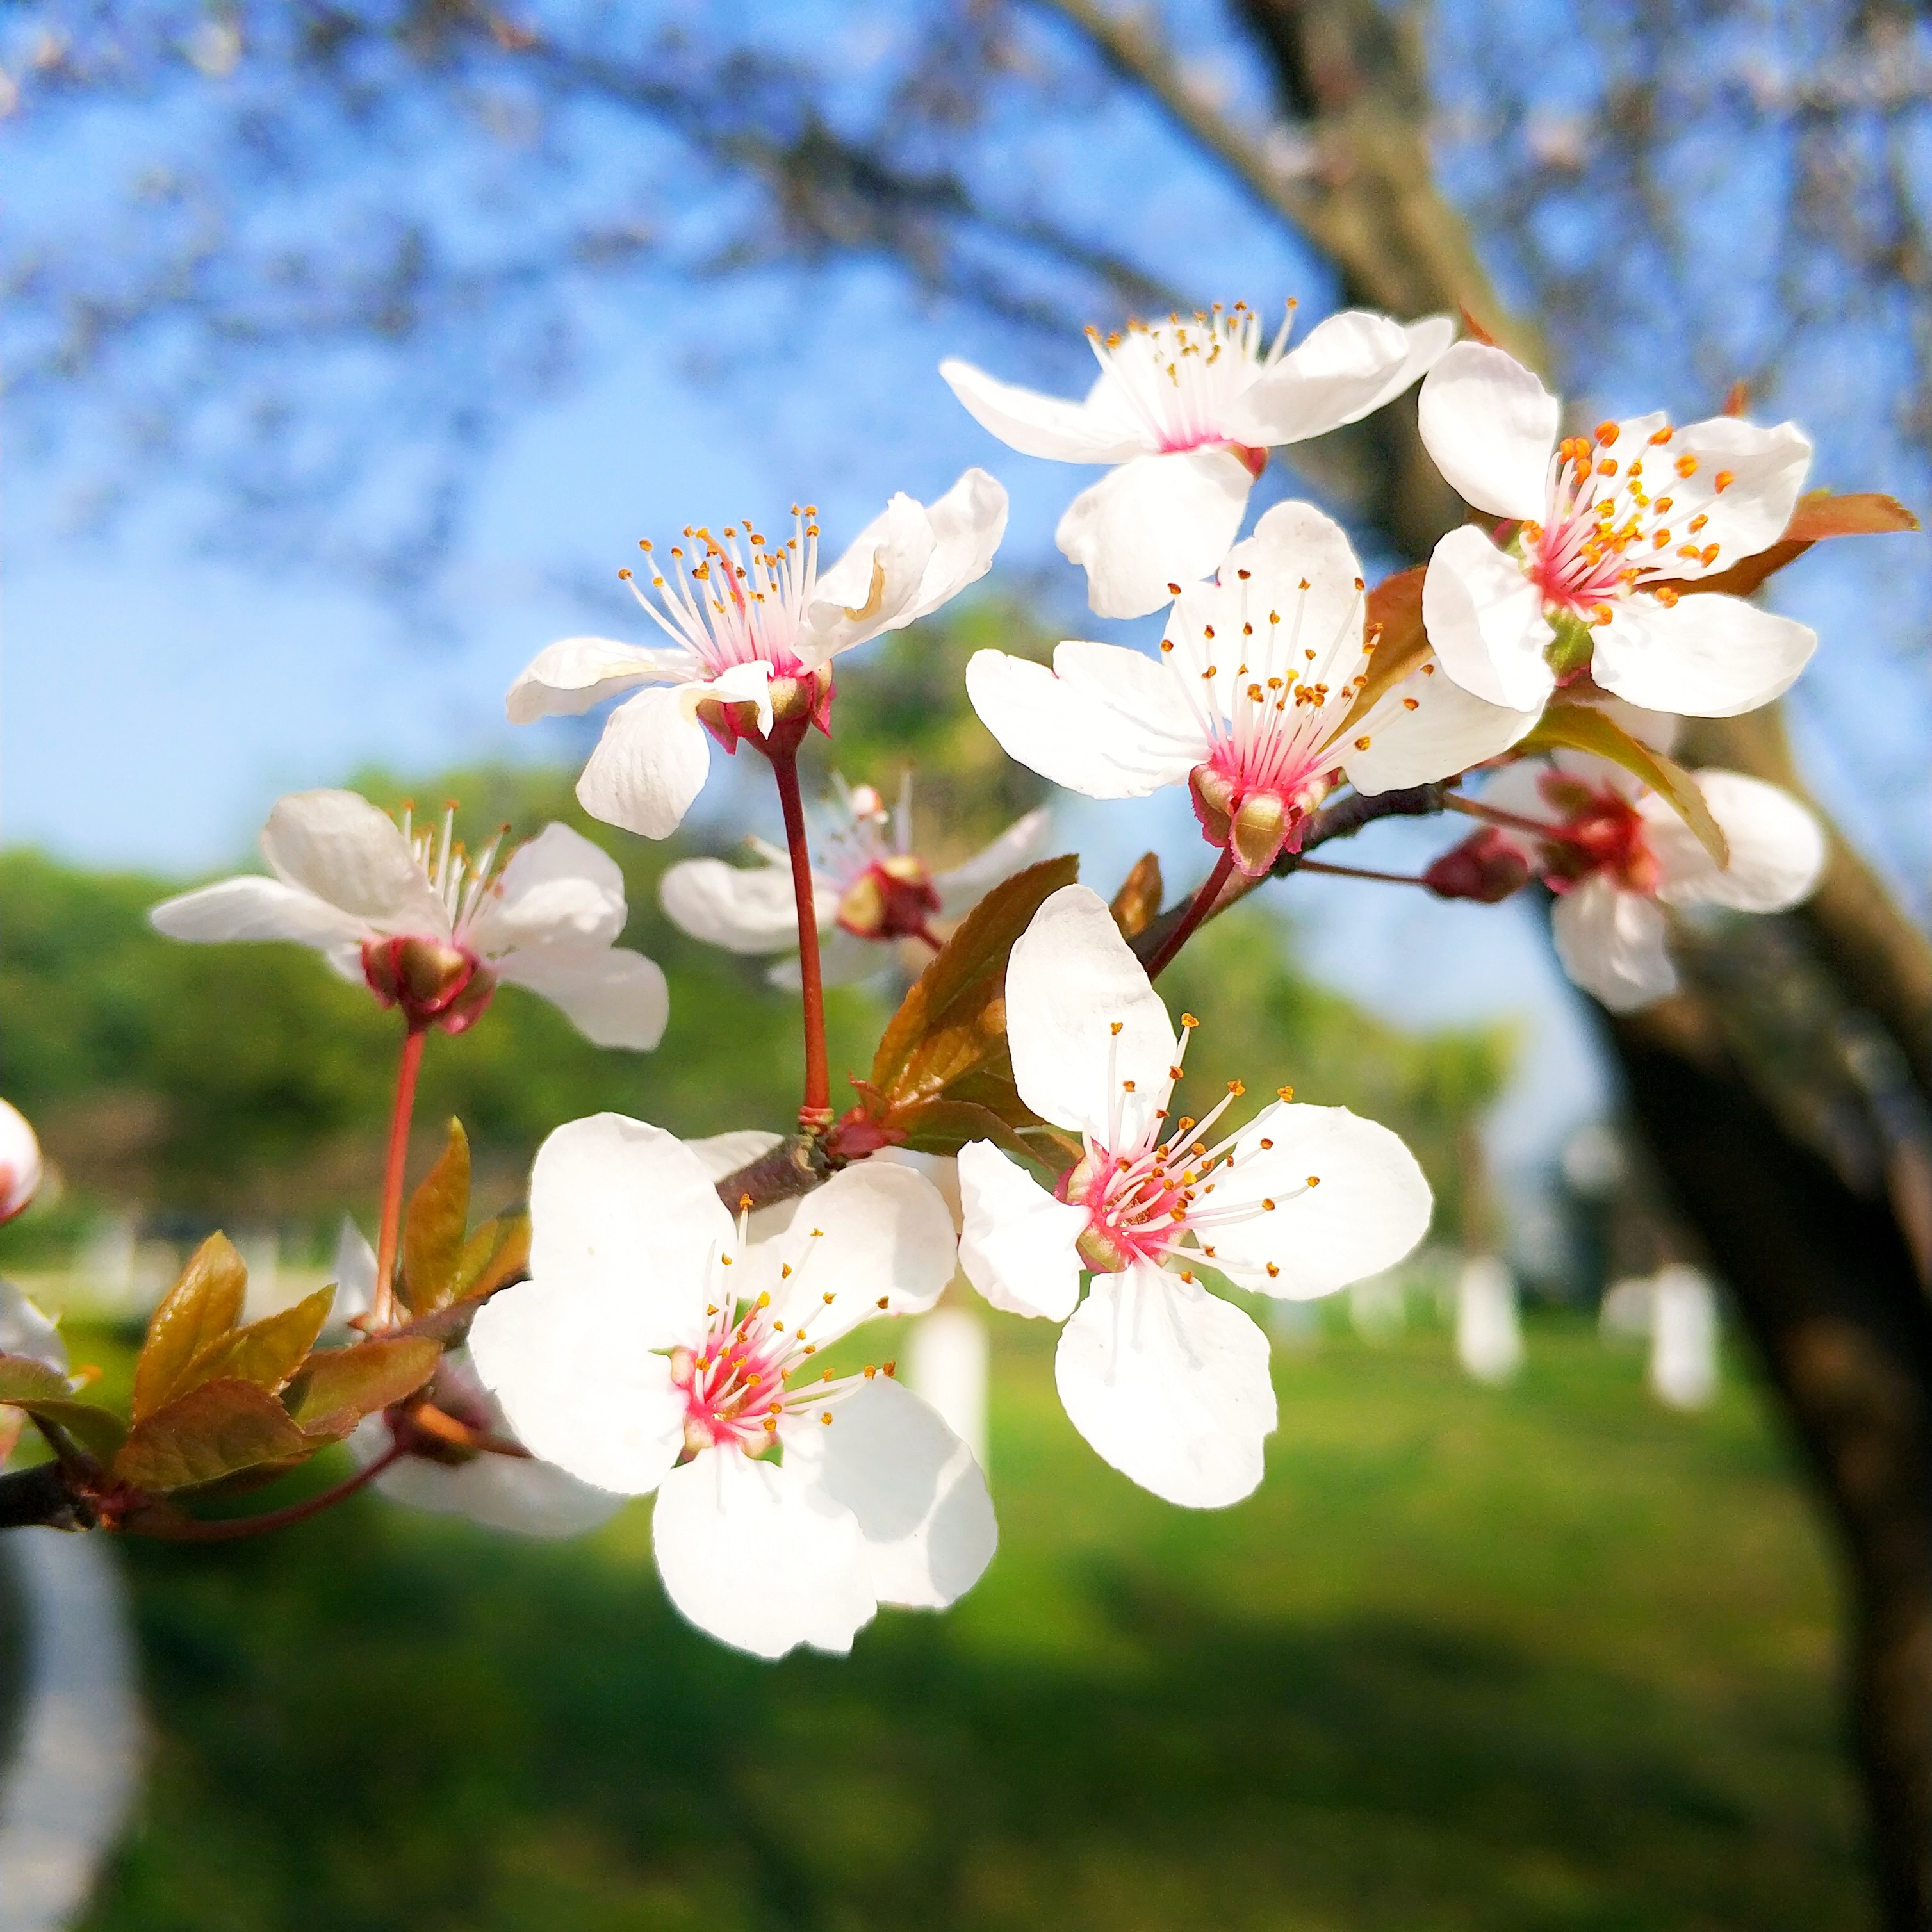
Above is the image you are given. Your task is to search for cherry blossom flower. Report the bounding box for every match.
[468,1114,995,1658]
[0,1099,42,1225]
[1477,753,1826,1010]
[966,500,1541,875]
[149,790,667,1048]
[327,1219,623,1537]
[1416,342,1816,716]
[942,302,1452,618]
[660,773,1051,983]
[955,886,1432,1508]
[505,471,1008,839]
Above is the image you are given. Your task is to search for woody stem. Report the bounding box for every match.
[1145,848,1236,981]
[372,1023,427,1330]
[767,741,833,1128]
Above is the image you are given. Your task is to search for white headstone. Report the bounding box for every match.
[1456,1254,1524,1384]
[1650,1263,1719,1409]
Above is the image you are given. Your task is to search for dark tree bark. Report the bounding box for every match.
[1613,994,1932,1928]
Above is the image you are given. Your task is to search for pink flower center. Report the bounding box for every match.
[1535,774,1661,897]
[1521,423,1728,623]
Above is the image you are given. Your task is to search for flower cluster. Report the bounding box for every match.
[79,293,1897,1658]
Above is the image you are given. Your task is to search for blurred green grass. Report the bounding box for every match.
[72,1310,1865,1932]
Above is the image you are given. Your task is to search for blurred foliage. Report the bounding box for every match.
[1,598,1507,1245]
[71,1312,1860,1932]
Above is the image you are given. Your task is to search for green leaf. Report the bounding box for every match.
[131,1232,248,1423]
[114,1379,314,1493]
[450,1213,531,1305]
[401,1119,471,1314]
[890,1099,1076,1172]
[871,855,1077,1110]
[284,1336,441,1439]
[0,1353,129,1465]
[177,1288,335,1400]
[1523,703,1729,867]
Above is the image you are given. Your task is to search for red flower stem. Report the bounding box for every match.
[372,1022,428,1331]
[1444,794,1569,844]
[1145,847,1237,981]
[1289,857,1432,887]
[149,1442,407,1543]
[767,741,833,1127]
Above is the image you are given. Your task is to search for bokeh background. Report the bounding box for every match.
[1,1,1928,1926]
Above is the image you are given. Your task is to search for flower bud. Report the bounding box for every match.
[1423,828,1532,903]
[0,1099,42,1226]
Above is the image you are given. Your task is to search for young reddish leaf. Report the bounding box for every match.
[1110,853,1165,939]
[132,1232,248,1423]
[1338,564,1430,733]
[114,1379,313,1493]
[451,1213,531,1305]
[892,1099,1078,1173]
[176,1288,335,1400]
[284,1336,442,1439]
[1673,490,1919,600]
[871,856,1077,1106]
[0,1354,69,1404]
[1523,703,1730,867]
[401,1118,471,1314]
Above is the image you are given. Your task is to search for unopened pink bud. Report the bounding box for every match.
[0,1099,43,1225]
[1424,828,1532,903]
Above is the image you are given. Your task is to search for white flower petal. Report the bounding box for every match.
[260,790,449,933]
[651,1448,872,1658]
[763,1161,958,1345]
[576,686,712,840]
[149,876,370,952]
[1232,498,1370,692]
[466,823,627,956]
[1653,418,1812,577]
[1421,524,1556,711]
[1647,771,1826,912]
[331,1215,377,1329]
[933,808,1054,916]
[1551,876,1677,1011]
[467,1274,687,1495]
[0,1274,65,1371]
[659,856,805,954]
[938,357,1146,463]
[1056,447,1254,620]
[1225,309,1414,445]
[1588,591,1815,718]
[956,1140,1088,1322]
[1206,1102,1433,1298]
[1341,655,1541,795]
[1006,884,1177,1144]
[785,1376,996,1609]
[1417,343,1560,521]
[688,659,776,734]
[505,636,687,726]
[525,1113,732,1328]
[965,643,1205,801]
[1054,1263,1276,1509]
[493,944,669,1050]
[802,491,938,662]
[896,467,1009,626]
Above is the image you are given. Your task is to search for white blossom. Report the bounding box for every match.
[956,887,1432,1508]
[149,791,667,1047]
[660,773,1051,983]
[1416,342,1815,716]
[506,472,1008,839]
[966,501,1539,874]
[469,1115,995,1658]
[944,303,1451,618]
